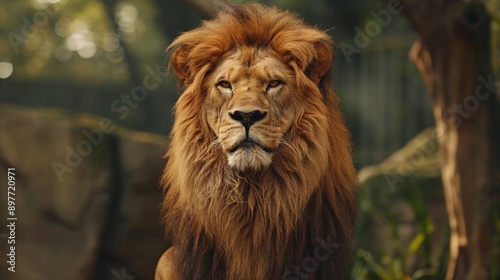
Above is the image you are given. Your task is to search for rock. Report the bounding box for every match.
[0,105,167,280]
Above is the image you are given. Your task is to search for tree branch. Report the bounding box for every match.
[180,0,229,18]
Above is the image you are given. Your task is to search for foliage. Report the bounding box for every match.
[487,0,500,77]
[0,0,165,84]
[350,184,449,280]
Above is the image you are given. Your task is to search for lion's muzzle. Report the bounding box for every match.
[224,109,274,171]
[229,109,267,133]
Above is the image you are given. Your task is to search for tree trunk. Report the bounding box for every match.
[401,1,500,279]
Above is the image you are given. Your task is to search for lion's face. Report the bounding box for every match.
[204,50,297,171]
[163,5,357,280]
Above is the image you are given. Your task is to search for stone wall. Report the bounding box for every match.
[0,105,168,280]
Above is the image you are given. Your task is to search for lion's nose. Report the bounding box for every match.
[229,110,267,129]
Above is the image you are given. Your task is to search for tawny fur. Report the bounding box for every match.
[159,4,357,280]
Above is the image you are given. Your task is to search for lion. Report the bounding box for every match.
[156,4,357,280]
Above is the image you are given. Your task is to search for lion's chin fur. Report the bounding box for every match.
[161,3,357,280]
[227,147,273,171]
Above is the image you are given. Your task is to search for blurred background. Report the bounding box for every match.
[0,0,499,279]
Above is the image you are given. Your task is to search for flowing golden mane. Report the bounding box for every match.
[158,3,357,280]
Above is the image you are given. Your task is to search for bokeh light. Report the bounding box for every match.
[65,19,97,59]
[0,62,14,79]
[115,4,138,43]
[55,45,73,62]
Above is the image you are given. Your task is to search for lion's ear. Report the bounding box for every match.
[168,39,223,84]
[169,45,191,82]
[306,40,333,85]
[278,37,334,85]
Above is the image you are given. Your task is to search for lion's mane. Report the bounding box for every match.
[161,4,357,280]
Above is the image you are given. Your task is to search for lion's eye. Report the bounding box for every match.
[217,80,232,89]
[267,80,283,89]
